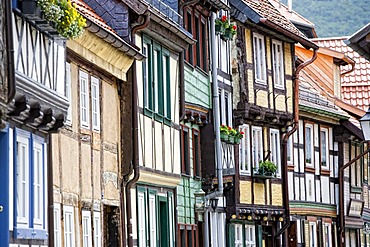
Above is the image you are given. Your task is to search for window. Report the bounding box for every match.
[179,225,197,247]
[184,8,208,71]
[193,130,201,177]
[219,89,232,126]
[235,224,243,247]
[64,206,75,247]
[321,128,329,168]
[287,133,293,165]
[239,125,251,174]
[93,212,101,247]
[324,223,331,247]
[14,130,47,239]
[54,204,62,247]
[309,222,317,247]
[252,126,263,169]
[253,33,266,84]
[137,187,175,247]
[82,211,92,247]
[305,124,314,166]
[65,62,72,123]
[91,77,100,131]
[143,36,171,121]
[245,225,256,247]
[79,70,89,128]
[181,125,190,175]
[272,40,284,89]
[270,129,281,177]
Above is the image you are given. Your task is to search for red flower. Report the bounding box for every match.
[240,131,244,135]
[232,25,237,30]
[221,15,227,22]
[222,124,225,127]
[228,126,232,130]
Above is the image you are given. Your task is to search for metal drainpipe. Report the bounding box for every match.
[5,0,15,103]
[47,134,55,247]
[204,12,223,247]
[275,47,317,241]
[339,145,370,247]
[341,60,355,76]
[125,13,150,247]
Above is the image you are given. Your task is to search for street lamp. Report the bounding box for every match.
[360,106,370,141]
[194,189,206,213]
[210,198,219,211]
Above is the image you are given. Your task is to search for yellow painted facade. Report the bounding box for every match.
[254,183,265,205]
[240,181,252,204]
[271,184,283,206]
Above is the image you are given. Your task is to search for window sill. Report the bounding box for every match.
[144,108,172,127]
[13,227,48,240]
[351,186,362,194]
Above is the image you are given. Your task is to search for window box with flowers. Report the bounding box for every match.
[220,125,244,144]
[220,125,230,142]
[254,160,277,179]
[20,0,86,39]
[222,23,237,41]
[215,15,228,34]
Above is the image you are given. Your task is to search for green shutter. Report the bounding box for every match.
[228,224,235,246]
[257,225,262,247]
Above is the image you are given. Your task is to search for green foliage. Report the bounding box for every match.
[281,0,370,37]
[257,160,277,175]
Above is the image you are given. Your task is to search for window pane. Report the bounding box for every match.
[305,126,312,164]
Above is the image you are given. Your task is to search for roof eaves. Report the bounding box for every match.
[230,0,262,24]
[84,18,145,60]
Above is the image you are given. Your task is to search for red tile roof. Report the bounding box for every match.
[313,37,370,111]
[243,0,306,38]
[71,0,115,34]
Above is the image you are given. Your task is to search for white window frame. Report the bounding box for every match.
[79,70,89,128]
[64,206,75,247]
[54,203,62,247]
[320,128,329,168]
[270,129,281,178]
[309,222,317,247]
[138,191,147,247]
[153,48,160,113]
[235,224,243,247]
[287,133,293,165]
[239,125,251,175]
[149,193,157,247]
[65,62,72,124]
[305,124,314,166]
[272,40,284,89]
[324,222,332,247]
[252,126,263,170]
[16,134,29,227]
[33,141,44,228]
[219,89,233,127]
[245,224,256,247]
[82,211,92,247]
[253,33,267,84]
[93,212,101,247]
[91,76,100,132]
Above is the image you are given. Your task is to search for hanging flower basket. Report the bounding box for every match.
[215,15,228,35]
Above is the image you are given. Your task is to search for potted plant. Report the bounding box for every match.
[222,23,237,41]
[255,160,277,177]
[234,129,244,144]
[36,0,86,39]
[220,125,230,142]
[228,128,238,144]
[215,15,228,34]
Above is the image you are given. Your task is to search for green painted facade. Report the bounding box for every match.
[184,65,211,108]
[177,177,201,224]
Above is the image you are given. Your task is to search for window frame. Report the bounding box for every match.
[91,76,100,132]
[82,210,92,247]
[309,222,317,247]
[245,224,256,247]
[181,125,191,176]
[63,205,75,247]
[33,140,44,228]
[137,189,147,247]
[271,39,284,89]
[252,126,263,170]
[93,212,101,247]
[270,128,281,178]
[305,123,314,167]
[65,62,72,124]
[79,70,90,128]
[235,224,243,247]
[178,224,197,247]
[239,125,251,175]
[193,129,201,178]
[320,128,329,168]
[253,33,267,84]
[54,203,62,247]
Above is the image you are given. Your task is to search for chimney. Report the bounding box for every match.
[288,0,292,12]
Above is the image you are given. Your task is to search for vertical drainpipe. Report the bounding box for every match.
[47,134,55,247]
[275,47,317,242]
[124,13,150,247]
[204,12,223,247]
[5,0,15,103]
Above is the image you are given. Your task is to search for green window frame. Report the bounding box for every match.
[142,35,171,124]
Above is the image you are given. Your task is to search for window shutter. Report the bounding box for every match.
[228,224,235,246]
[304,220,310,247]
[257,225,263,247]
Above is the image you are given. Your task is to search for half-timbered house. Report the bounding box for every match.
[0,0,71,246]
[227,0,317,245]
[50,0,143,246]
